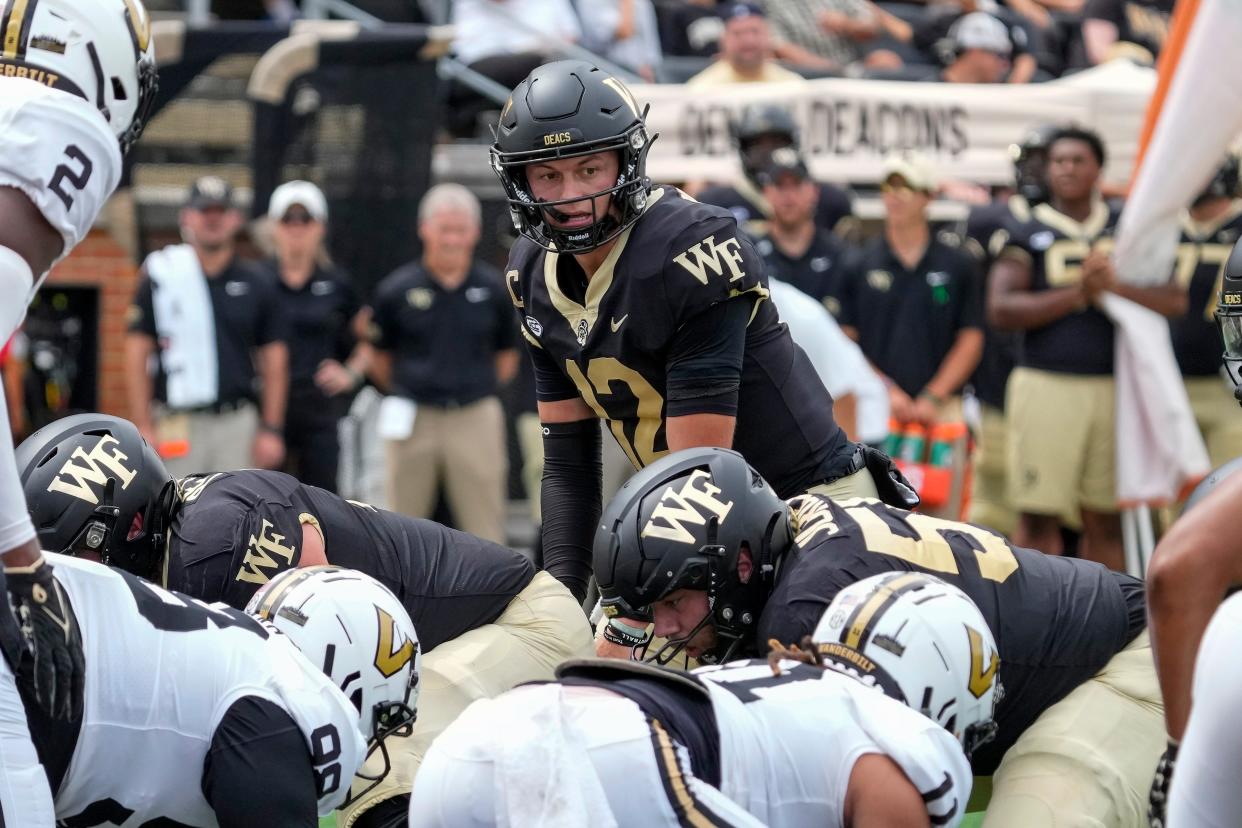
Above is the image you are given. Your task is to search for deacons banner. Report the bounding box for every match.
[633,62,1155,188]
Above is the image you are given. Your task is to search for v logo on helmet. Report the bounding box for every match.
[374,607,416,678]
[967,626,999,699]
[123,0,151,52]
[46,434,138,505]
[640,470,734,544]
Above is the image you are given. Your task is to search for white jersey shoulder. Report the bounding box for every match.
[45,554,365,825]
[696,659,971,828]
[0,78,122,258]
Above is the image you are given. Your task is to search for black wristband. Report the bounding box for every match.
[602,617,652,648]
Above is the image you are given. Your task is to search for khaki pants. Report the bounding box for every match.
[339,571,595,825]
[1185,375,1242,469]
[158,403,257,478]
[805,465,880,500]
[968,403,1017,537]
[384,396,507,544]
[1006,368,1117,518]
[515,412,543,525]
[983,631,1165,827]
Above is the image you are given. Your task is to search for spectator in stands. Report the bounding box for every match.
[126,176,290,477]
[366,184,518,544]
[658,0,725,58]
[988,126,1185,571]
[263,181,366,493]
[1082,0,1172,66]
[578,0,663,81]
[448,0,582,137]
[686,3,806,87]
[907,8,1040,83]
[697,105,853,238]
[914,11,1023,84]
[764,0,905,73]
[839,154,983,432]
[751,148,851,320]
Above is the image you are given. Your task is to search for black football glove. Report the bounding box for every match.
[1148,739,1179,828]
[6,557,85,721]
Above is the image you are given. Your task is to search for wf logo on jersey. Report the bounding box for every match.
[236,520,298,586]
[46,434,138,504]
[673,235,747,285]
[641,470,734,544]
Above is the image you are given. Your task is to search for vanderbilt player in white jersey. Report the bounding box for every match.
[0,1,157,824]
[409,573,986,827]
[21,560,419,826]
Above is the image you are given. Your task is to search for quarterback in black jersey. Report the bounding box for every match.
[491,60,890,640]
[594,447,1164,826]
[15,413,593,828]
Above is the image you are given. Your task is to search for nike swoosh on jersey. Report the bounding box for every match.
[610,314,629,332]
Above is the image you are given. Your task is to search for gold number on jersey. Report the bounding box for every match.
[1044,238,1115,288]
[840,499,1020,584]
[565,357,665,469]
[1175,242,1232,321]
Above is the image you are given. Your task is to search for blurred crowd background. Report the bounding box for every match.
[4,0,1198,565]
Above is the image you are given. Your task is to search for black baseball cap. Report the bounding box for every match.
[186,176,235,211]
[757,147,811,186]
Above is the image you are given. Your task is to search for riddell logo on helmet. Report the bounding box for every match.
[640,470,734,544]
[543,132,574,147]
[46,435,138,505]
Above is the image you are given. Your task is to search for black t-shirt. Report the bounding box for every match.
[1170,207,1242,376]
[263,261,360,391]
[758,494,1143,774]
[752,229,851,319]
[1084,0,1173,61]
[838,234,982,397]
[165,470,535,652]
[128,257,288,406]
[658,2,725,57]
[999,200,1120,376]
[508,185,855,498]
[698,180,854,241]
[962,196,1031,409]
[368,262,517,406]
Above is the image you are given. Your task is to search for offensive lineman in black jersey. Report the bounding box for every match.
[15,413,593,828]
[1170,156,1242,468]
[490,60,911,658]
[593,447,1164,826]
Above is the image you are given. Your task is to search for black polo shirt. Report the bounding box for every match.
[1083,0,1173,61]
[753,229,851,319]
[838,235,982,397]
[128,257,288,407]
[368,261,516,406]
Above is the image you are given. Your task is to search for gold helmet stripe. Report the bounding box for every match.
[2,0,34,60]
[842,572,928,650]
[123,0,150,53]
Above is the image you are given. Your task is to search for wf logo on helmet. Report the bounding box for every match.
[46,434,138,504]
[640,470,734,544]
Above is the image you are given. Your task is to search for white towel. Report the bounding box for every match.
[144,244,218,409]
[494,685,618,828]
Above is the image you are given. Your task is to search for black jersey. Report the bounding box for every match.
[757,494,1143,773]
[697,179,853,239]
[1170,205,1242,376]
[999,200,1121,376]
[509,186,855,497]
[961,196,1030,409]
[165,470,535,652]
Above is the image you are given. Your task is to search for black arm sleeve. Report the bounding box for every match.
[202,696,319,828]
[353,794,411,828]
[665,297,749,418]
[540,419,602,604]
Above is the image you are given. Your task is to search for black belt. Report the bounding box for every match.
[169,399,253,415]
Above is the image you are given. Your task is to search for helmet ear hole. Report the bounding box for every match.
[112,77,128,100]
